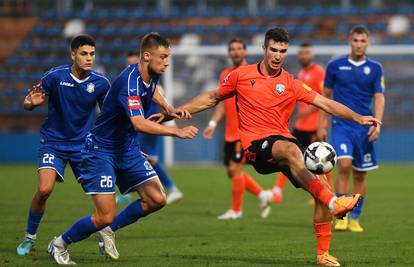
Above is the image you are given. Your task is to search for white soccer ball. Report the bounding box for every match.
[304,142,337,174]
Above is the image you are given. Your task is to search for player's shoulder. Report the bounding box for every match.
[326,55,347,67]
[280,68,295,80]
[220,66,234,77]
[41,65,70,80]
[234,63,258,78]
[313,63,325,73]
[366,57,384,71]
[114,64,138,83]
[90,69,110,84]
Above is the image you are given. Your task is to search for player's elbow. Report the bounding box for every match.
[131,116,148,132]
[205,91,220,109]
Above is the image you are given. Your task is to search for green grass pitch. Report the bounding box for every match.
[1,164,413,266]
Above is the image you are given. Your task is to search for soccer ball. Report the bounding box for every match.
[304,142,337,174]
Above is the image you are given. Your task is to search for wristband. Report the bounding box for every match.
[208,120,217,128]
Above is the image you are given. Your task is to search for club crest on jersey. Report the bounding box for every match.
[86,83,95,93]
[363,66,371,75]
[276,84,285,95]
[144,161,153,171]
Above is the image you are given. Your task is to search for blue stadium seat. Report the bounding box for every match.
[86,24,99,36]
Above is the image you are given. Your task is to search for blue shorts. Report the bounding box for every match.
[79,145,158,195]
[331,125,378,171]
[38,143,84,182]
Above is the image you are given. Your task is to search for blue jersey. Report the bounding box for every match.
[88,64,159,152]
[39,65,110,145]
[324,55,385,129]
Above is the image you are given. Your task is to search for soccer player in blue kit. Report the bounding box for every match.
[318,25,385,232]
[116,52,183,205]
[17,35,110,256]
[47,33,198,264]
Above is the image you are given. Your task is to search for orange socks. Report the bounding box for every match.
[314,221,332,255]
[231,174,245,212]
[243,173,262,196]
[307,178,335,208]
[275,172,288,189]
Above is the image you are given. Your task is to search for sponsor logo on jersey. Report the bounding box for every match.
[223,73,231,84]
[339,66,352,70]
[86,83,95,93]
[381,75,385,89]
[363,66,371,75]
[127,96,142,110]
[276,84,285,95]
[60,81,74,87]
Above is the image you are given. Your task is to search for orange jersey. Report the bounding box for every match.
[217,63,318,149]
[294,64,325,132]
[219,67,240,142]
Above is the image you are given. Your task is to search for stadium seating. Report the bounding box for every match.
[0,5,413,129]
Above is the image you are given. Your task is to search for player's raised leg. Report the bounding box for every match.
[334,158,352,230]
[17,168,58,255]
[270,140,360,219]
[98,177,166,260]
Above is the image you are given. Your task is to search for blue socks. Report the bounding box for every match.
[59,200,147,244]
[26,209,44,235]
[61,216,99,244]
[350,195,365,220]
[110,200,147,232]
[153,162,175,191]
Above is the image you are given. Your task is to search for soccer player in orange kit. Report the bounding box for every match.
[272,42,332,203]
[158,28,381,266]
[203,38,274,220]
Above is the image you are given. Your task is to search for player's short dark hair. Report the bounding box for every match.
[126,51,140,57]
[350,25,370,36]
[228,37,246,50]
[264,27,290,47]
[140,32,170,54]
[70,34,95,51]
[299,42,312,48]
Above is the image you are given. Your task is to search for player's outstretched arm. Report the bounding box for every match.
[151,85,192,121]
[23,82,46,111]
[130,115,198,139]
[312,94,382,127]
[180,90,224,114]
[203,102,225,139]
[149,90,225,123]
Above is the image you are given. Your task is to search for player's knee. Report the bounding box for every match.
[353,171,366,182]
[285,146,304,170]
[95,211,116,227]
[338,161,352,175]
[227,163,242,178]
[36,186,53,200]
[147,192,167,212]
